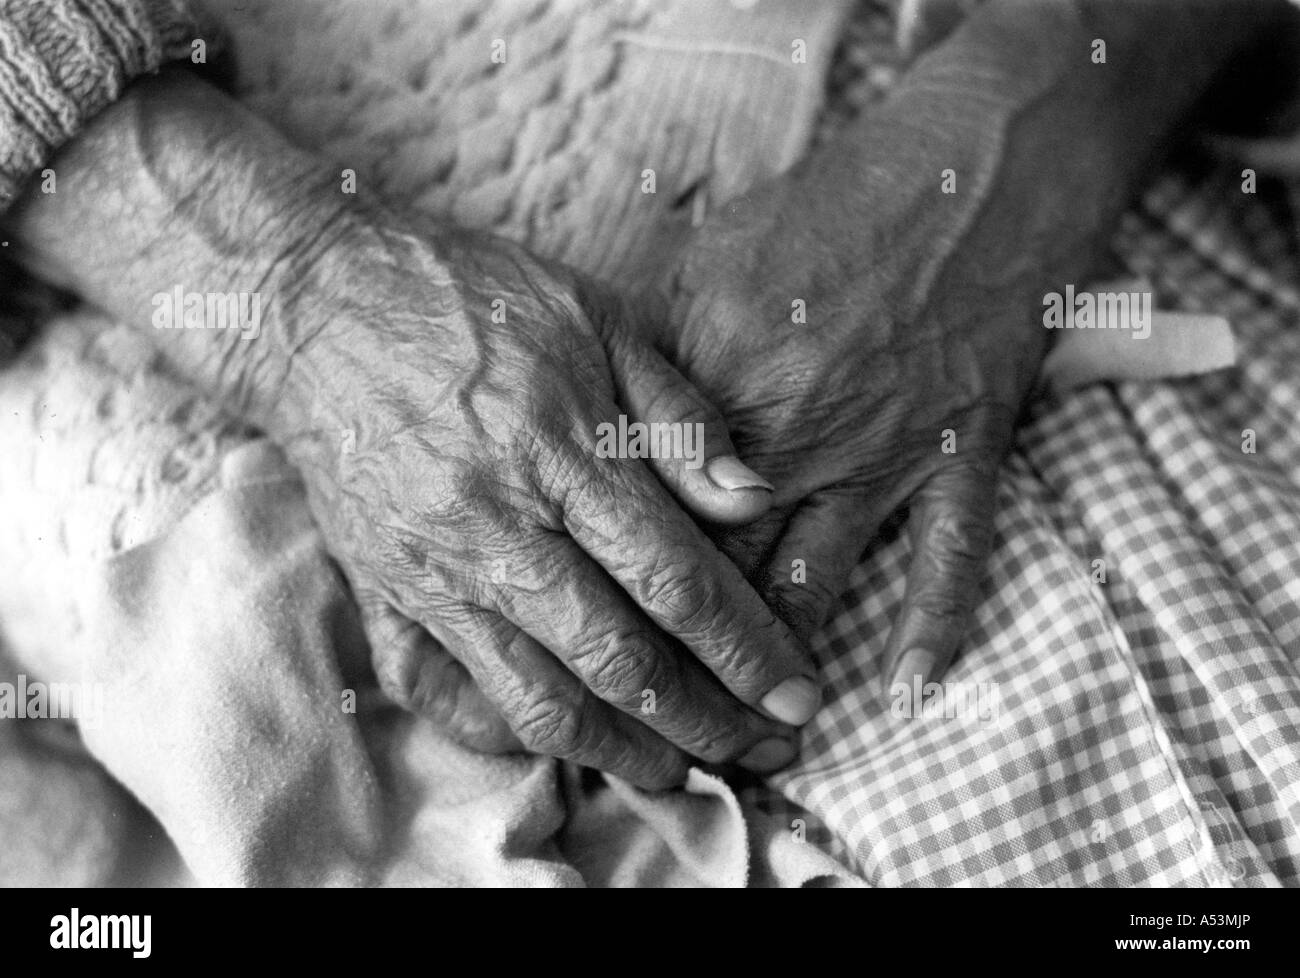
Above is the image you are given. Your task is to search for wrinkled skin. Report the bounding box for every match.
[277,220,817,788]
[338,113,1047,757]
[655,163,1032,690]
[357,0,1285,751]
[354,14,1114,743]
[645,0,1196,689]
[3,68,821,790]
[15,0,1269,784]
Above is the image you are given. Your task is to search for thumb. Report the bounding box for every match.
[604,330,775,526]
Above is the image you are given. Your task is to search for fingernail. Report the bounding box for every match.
[706,455,774,492]
[737,737,798,773]
[760,676,820,725]
[891,648,937,690]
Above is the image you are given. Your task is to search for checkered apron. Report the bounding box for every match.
[743,165,1300,887]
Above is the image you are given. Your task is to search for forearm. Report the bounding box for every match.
[0,0,198,207]
[2,67,355,433]
[771,0,1290,391]
[905,0,1282,310]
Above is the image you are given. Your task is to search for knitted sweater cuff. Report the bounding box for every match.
[0,0,198,208]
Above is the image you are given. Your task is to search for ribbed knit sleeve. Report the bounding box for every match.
[0,0,198,207]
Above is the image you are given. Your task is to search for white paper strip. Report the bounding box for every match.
[1039,279,1236,394]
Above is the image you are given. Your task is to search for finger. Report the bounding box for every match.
[881,461,999,699]
[358,596,521,753]
[752,488,895,643]
[417,599,692,791]
[495,533,800,773]
[560,444,821,727]
[602,322,774,527]
[708,505,790,581]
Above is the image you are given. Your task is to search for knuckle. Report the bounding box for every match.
[373,528,433,582]
[638,376,712,432]
[531,440,574,500]
[686,602,782,699]
[484,537,553,599]
[562,466,622,521]
[910,584,972,629]
[424,466,516,538]
[577,630,658,706]
[698,636,767,700]
[422,458,480,519]
[641,560,721,631]
[511,689,585,757]
[515,388,571,451]
[925,510,991,565]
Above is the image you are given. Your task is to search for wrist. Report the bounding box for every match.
[119,68,359,428]
[5,67,354,425]
[248,215,475,467]
[808,1,1272,345]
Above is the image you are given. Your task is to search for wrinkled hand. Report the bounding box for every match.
[272,219,819,787]
[641,0,1256,695]
[649,91,1062,693]
[1,66,819,784]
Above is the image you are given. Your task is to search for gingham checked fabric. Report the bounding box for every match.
[741,168,1300,887]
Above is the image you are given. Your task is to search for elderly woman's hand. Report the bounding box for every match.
[4,69,820,787]
[649,0,1269,692]
[270,220,818,785]
[660,149,1029,694]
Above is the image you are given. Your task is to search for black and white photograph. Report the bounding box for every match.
[0,0,1296,929]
